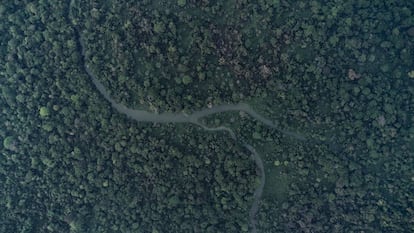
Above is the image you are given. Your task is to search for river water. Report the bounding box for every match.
[70,4,312,232]
[84,51,268,233]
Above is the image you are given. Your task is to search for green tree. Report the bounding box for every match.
[3,136,16,150]
[182,75,192,85]
[39,106,50,117]
[177,0,186,7]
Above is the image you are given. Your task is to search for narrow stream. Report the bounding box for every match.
[84,47,269,233]
[68,3,310,232]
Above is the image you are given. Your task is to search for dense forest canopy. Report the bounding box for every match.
[0,0,413,232]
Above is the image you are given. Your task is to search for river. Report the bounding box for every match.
[69,2,312,232]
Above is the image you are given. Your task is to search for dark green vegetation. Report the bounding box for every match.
[1,0,414,233]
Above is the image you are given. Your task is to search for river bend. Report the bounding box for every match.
[69,3,311,232]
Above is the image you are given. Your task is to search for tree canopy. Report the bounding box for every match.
[0,0,413,232]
